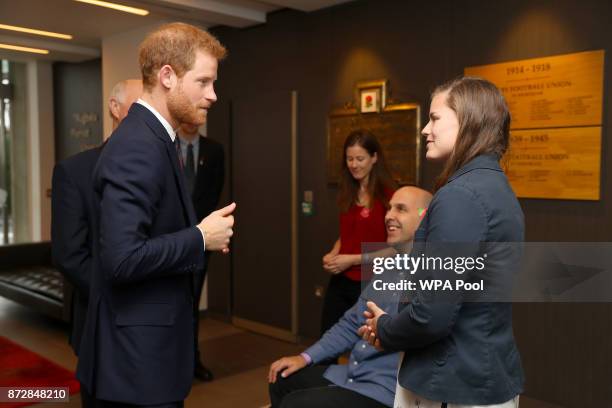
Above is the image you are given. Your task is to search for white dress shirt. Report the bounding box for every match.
[136,99,176,141]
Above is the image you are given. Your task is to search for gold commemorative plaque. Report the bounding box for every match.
[467,50,604,200]
[504,127,601,200]
[465,50,604,129]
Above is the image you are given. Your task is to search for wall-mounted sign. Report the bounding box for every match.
[466,50,604,200]
[73,112,98,126]
[327,103,421,185]
[465,50,604,129]
[503,127,601,200]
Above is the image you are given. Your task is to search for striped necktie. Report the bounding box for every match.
[184,143,195,194]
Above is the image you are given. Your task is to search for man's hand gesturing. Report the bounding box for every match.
[198,202,236,253]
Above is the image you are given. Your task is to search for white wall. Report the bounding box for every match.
[101,22,166,137]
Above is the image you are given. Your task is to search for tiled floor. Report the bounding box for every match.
[0,297,565,408]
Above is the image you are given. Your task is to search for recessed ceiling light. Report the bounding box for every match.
[0,43,49,55]
[74,0,149,16]
[0,24,72,40]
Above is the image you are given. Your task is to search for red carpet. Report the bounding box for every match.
[0,336,80,407]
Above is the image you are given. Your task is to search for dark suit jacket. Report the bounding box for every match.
[76,103,205,404]
[377,154,525,405]
[191,135,225,222]
[51,146,101,355]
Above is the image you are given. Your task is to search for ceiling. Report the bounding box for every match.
[0,0,353,62]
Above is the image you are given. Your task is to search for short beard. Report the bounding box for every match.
[167,82,205,126]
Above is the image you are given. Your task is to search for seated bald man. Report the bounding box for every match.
[268,186,433,408]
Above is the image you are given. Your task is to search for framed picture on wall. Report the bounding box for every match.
[360,88,380,113]
[327,102,421,185]
[356,79,387,113]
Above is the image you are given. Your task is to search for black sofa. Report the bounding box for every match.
[0,241,71,321]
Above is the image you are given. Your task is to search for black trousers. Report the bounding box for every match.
[80,386,183,408]
[269,365,386,408]
[320,274,363,335]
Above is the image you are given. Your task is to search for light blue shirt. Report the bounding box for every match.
[177,135,200,176]
[304,270,405,407]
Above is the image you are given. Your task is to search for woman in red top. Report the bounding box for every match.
[320,130,396,335]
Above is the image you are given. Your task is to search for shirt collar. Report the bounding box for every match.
[136,98,176,142]
[178,134,199,148]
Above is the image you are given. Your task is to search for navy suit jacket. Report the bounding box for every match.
[51,146,101,354]
[76,103,205,404]
[377,154,525,405]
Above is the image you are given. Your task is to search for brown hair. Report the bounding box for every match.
[432,77,510,191]
[338,130,397,213]
[138,22,227,90]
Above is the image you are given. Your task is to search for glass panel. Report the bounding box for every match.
[0,60,29,245]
